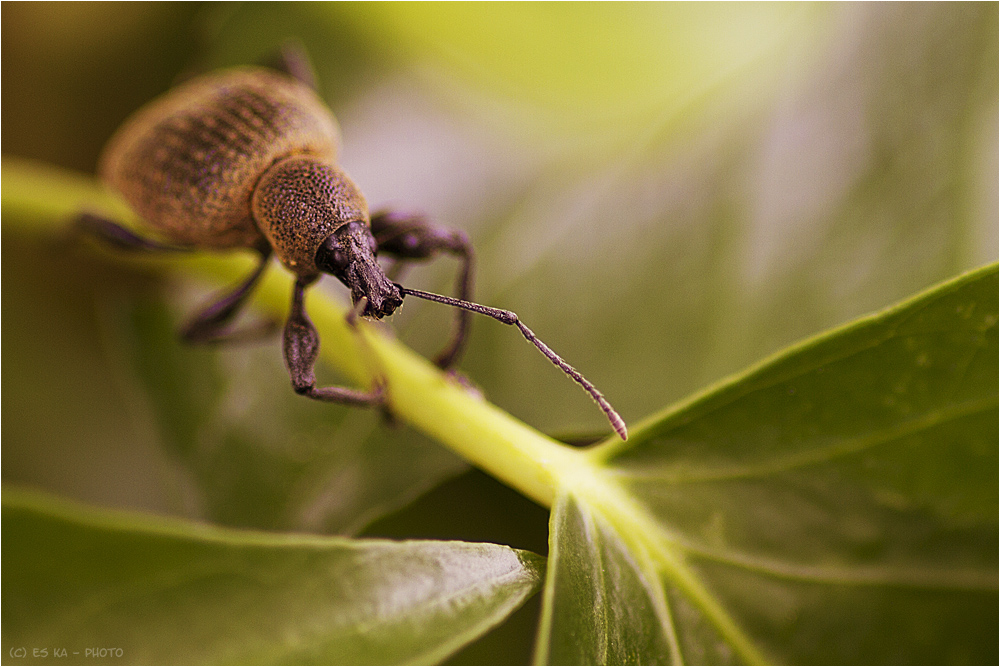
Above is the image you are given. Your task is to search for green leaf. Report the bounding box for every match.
[536,265,998,664]
[536,492,678,665]
[2,489,544,665]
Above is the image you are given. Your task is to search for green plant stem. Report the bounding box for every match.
[1,157,587,509]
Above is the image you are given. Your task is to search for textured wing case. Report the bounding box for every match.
[100,68,340,249]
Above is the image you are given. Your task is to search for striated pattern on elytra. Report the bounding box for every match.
[99,68,340,249]
[252,156,369,275]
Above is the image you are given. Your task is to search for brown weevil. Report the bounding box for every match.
[77,48,627,440]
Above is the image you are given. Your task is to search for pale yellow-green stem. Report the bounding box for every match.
[1,157,590,508]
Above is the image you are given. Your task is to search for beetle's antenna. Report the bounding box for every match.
[400,286,627,440]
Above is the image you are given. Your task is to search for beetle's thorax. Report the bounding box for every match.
[316,222,403,318]
[251,155,369,276]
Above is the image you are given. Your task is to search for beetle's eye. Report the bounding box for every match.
[315,234,351,277]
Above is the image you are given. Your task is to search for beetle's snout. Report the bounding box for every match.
[316,222,403,320]
[354,272,403,319]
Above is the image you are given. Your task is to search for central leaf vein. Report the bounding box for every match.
[616,395,996,484]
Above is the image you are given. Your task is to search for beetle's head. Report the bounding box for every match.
[316,221,403,318]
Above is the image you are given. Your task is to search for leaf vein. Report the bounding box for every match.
[620,395,997,483]
[677,542,998,590]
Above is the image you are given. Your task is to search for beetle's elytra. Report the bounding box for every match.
[78,48,627,440]
[101,68,342,255]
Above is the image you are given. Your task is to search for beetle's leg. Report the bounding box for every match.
[262,40,317,91]
[78,213,277,344]
[283,276,386,406]
[75,212,189,252]
[181,246,277,344]
[76,212,276,343]
[370,210,474,370]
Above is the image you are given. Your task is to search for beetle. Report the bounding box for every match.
[76,47,627,440]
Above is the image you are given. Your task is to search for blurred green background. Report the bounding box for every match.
[3,3,996,663]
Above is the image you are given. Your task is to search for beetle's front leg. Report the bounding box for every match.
[284,276,386,406]
[370,211,474,370]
